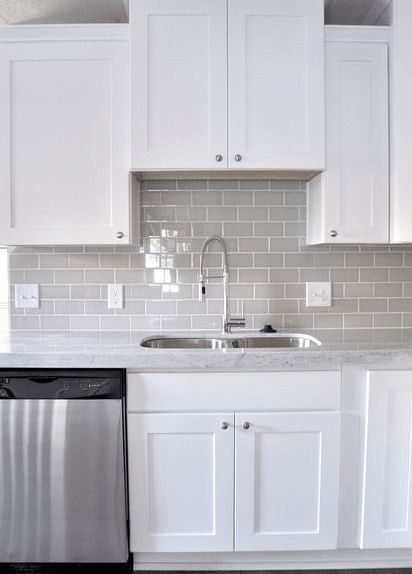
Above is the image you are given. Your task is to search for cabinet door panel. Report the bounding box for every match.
[131,0,227,169]
[128,413,234,552]
[322,41,388,243]
[228,0,324,170]
[361,371,412,548]
[0,38,130,245]
[235,412,340,551]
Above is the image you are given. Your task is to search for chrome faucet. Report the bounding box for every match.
[199,235,245,333]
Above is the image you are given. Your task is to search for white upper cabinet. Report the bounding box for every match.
[130,0,228,170]
[361,371,412,549]
[235,411,340,551]
[307,28,389,245]
[228,0,325,170]
[130,0,325,172]
[0,26,132,245]
[390,0,412,242]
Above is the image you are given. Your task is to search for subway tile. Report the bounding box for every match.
[55,270,84,284]
[10,315,40,330]
[330,268,359,282]
[10,255,39,269]
[254,222,284,237]
[239,179,269,190]
[69,254,99,268]
[269,207,300,221]
[375,252,404,267]
[39,254,68,269]
[40,316,69,330]
[270,269,299,283]
[84,269,114,284]
[100,254,130,268]
[223,190,253,205]
[284,192,306,206]
[285,283,305,298]
[175,207,207,221]
[192,190,223,206]
[389,298,412,312]
[100,316,131,330]
[374,313,402,328]
[208,207,238,221]
[131,315,161,330]
[142,179,177,191]
[284,314,314,329]
[229,254,254,268]
[70,285,100,299]
[55,300,84,315]
[191,315,223,330]
[344,283,374,298]
[269,299,299,314]
[161,315,192,330]
[239,269,269,283]
[254,191,284,206]
[345,253,374,267]
[224,222,253,237]
[314,253,345,267]
[344,314,373,328]
[208,179,239,191]
[116,269,145,283]
[244,299,270,314]
[360,268,389,282]
[270,238,300,252]
[390,268,412,281]
[359,299,387,312]
[41,285,70,299]
[239,238,269,252]
[239,207,268,222]
[254,253,283,268]
[176,179,207,190]
[314,314,343,329]
[374,282,403,297]
[160,190,191,205]
[146,300,176,315]
[192,222,223,236]
[285,253,314,267]
[255,284,284,299]
[70,316,100,330]
[300,268,330,282]
[284,222,306,237]
[270,180,301,191]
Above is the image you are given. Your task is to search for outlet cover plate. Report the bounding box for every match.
[108,284,124,309]
[306,282,332,307]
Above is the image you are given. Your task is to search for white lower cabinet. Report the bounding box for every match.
[128,413,234,552]
[235,412,340,551]
[127,371,341,554]
[361,370,412,549]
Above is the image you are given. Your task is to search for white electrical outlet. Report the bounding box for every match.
[15,284,39,309]
[306,282,332,307]
[108,284,124,309]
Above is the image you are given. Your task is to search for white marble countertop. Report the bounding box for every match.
[1,330,412,370]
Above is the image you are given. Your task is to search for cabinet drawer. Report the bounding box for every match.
[127,371,341,412]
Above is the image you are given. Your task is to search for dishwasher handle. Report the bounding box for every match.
[28,376,59,384]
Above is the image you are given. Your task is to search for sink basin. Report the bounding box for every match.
[140,333,321,349]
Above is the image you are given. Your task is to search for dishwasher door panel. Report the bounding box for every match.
[0,399,128,562]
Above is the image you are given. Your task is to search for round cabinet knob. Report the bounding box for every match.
[215,154,223,163]
[329,230,338,238]
[116,231,124,239]
[221,422,229,430]
[234,154,242,162]
[243,421,250,430]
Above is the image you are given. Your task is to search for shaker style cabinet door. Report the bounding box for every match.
[307,37,389,244]
[361,371,412,549]
[227,0,325,170]
[235,412,340,551]
[0,29,131,245]
[130,0,227,170]
[128,413,235,553]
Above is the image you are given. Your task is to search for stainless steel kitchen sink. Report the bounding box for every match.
[140,334,321,349]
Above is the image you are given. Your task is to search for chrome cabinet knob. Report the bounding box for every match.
[329,230,338,238]
[116,231,124,239]
[215,154,223,163]
[243,421,250,430]
[221,421,229,430]
[234,154,242,162]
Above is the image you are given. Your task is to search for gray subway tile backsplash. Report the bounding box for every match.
[8,179,412,338]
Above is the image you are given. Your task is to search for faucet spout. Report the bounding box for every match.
[198,235,245,333]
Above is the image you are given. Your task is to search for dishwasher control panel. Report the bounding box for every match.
[0,369,124,399]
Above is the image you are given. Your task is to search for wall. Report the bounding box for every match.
[8,179,412,343]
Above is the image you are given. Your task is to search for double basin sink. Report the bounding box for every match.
[141,333,321,350]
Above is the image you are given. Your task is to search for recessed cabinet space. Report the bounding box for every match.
[307,27,389,244]
[130,0,325,172]
[0,25,135,246]
[361,370,412,549]
[127,371,341,554]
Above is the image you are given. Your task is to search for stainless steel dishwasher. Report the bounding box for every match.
[0,369,128,563]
